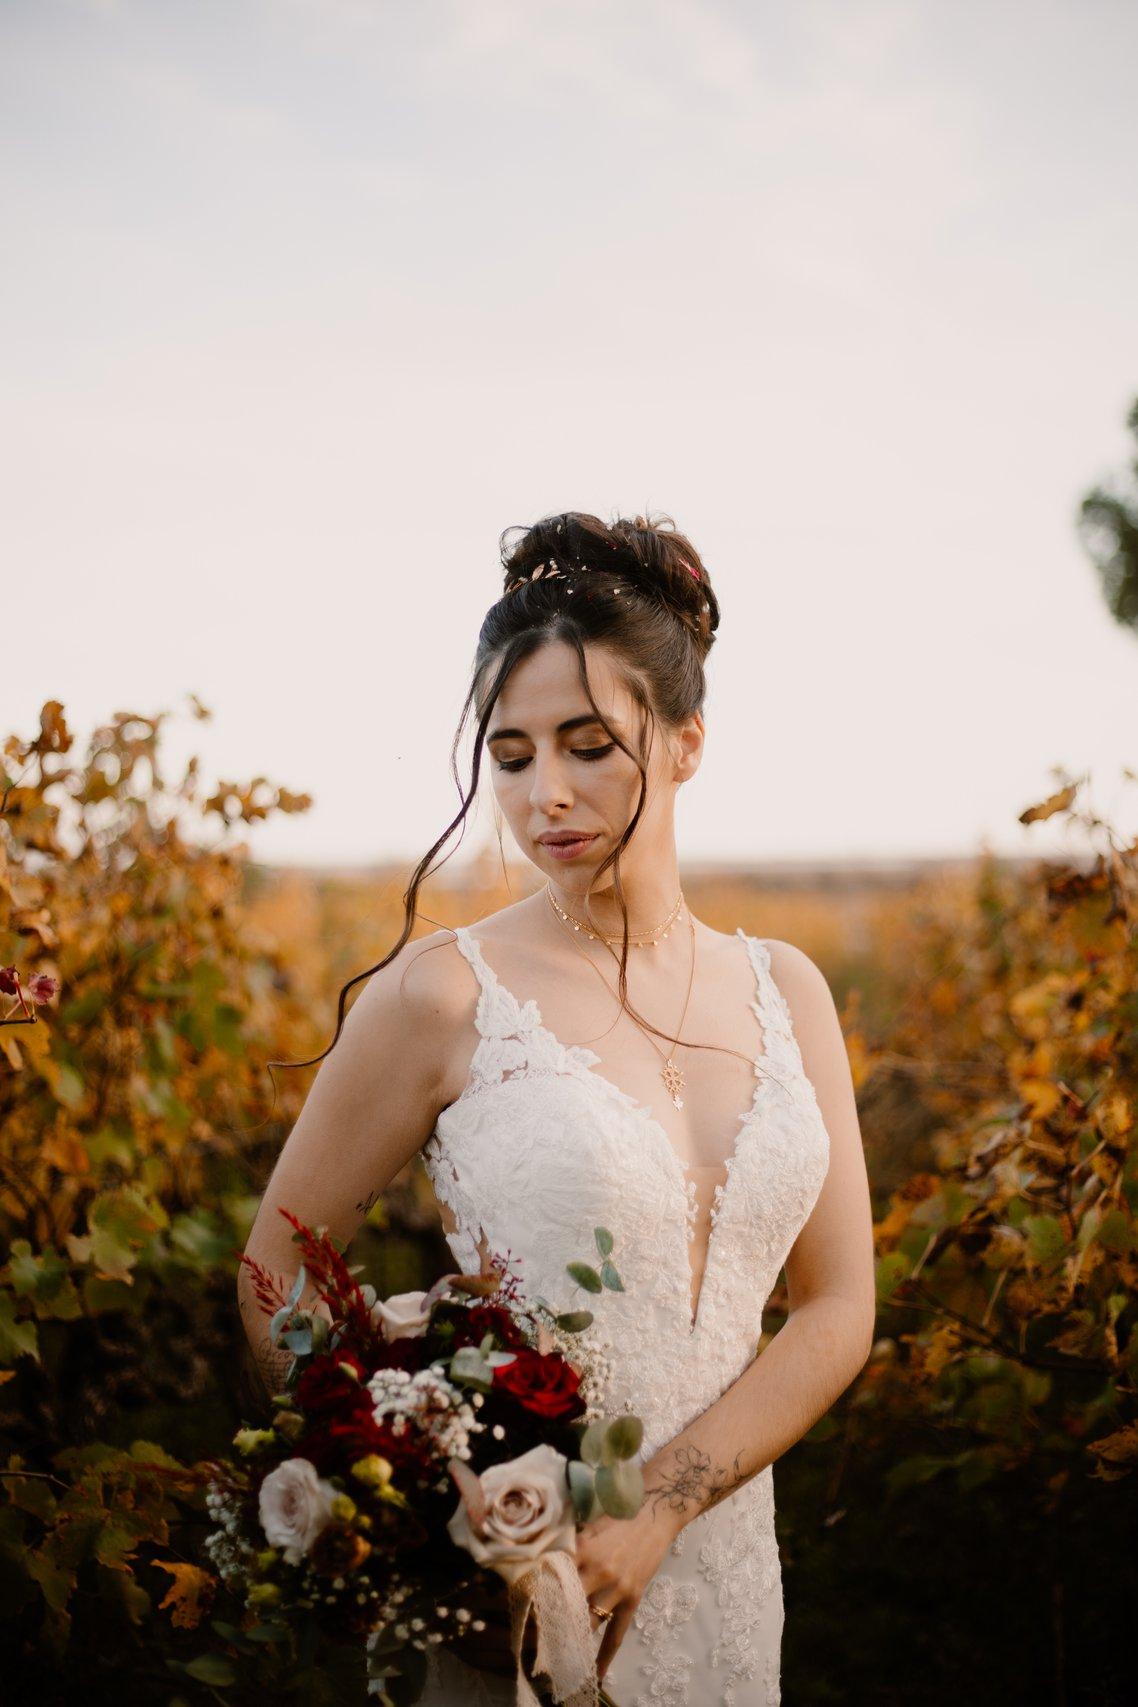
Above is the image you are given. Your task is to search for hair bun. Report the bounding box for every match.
[499,509,719,653]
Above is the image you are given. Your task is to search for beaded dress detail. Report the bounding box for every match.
[417,925,830,1706]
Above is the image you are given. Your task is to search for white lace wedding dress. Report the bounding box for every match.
[416,925,831,1706]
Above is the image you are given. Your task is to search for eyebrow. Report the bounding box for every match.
[486,714,609,745]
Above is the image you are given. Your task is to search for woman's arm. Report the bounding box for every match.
[237,930,465,1405]
[637,939,877,1539]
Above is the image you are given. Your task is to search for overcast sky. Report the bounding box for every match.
[3,0,1136,871]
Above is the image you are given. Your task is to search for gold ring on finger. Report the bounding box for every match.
[588,1602,613,1622]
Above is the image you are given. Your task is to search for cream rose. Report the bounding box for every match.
[446,1443,577,1586]
[370,1288,433,1341]
[258,1456,339,1566]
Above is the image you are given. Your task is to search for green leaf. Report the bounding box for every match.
[53,1064,85,1109]
[578,1420,608,1467]
[448,1345,495,1391]
[875,1251,911,1301]
[594,1227,614,1258]
[594,1457,643,1518]
[554,1310,594,1333]
[183,1653,237,1686]
[567,1459,598,1523]
[0,1292,40,1365]
[604,1415,643,1460]
[599,1261,624,1292]
[4,1241,82,1320]
[1023,1214,1066,1264]
[566,1262,603,1294]
[1097,1209,1133,1255]
[72,1187,168,1285]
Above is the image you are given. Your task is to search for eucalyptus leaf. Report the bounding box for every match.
[594,1457,644,1518]
[567,1458,599,1523]
[566,1261,603,1294]
[267,1304,291,1345]
[599,1261,624,1292]
[594,1226,614,1258]
[579,1420,608,1466]
[605,1414,644,1460]
[448,1345,491,1384]
[555,1310,594,1333]
[280,1326,313,1355]
[286,1266,307,1309]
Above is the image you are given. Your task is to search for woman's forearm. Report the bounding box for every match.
[638,1295,873,1539]
[236,1266,336,1407]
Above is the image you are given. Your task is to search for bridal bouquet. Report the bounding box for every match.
[202,1209,643,1705]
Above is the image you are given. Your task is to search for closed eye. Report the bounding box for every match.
[494,744,615,774]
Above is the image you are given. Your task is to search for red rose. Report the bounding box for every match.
[451,1303,529,1352]
[491,1347,586,1421]
[295,1349,368,1414]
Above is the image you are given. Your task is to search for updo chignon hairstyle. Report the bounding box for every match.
[269,510,722,1083]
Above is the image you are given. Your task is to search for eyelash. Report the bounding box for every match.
[494,744,616,773]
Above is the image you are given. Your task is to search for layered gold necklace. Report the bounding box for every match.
[544,883,684,947]
[543,883,696,1110]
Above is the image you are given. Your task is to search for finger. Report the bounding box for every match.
[595,1606,632,1680]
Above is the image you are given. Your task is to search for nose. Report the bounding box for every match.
[528,746,573,814]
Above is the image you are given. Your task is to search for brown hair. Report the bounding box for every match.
[267,509,729,1091]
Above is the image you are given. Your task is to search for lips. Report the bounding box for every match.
[537,832,599,860]
[538,833,597,845]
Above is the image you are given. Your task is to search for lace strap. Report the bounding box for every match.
[735,928,799,1077]
[451,925,539,1043]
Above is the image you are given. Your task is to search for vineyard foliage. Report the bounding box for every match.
[0,700,1135,1696]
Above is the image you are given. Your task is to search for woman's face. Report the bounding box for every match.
[485,640,700,890]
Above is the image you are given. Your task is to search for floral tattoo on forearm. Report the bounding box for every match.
[644,1443,748,1525]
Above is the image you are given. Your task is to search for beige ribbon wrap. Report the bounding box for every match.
[505,1548,601,1707]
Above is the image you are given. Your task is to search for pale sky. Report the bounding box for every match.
[3,0,1136,870]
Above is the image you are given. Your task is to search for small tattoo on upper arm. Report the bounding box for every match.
[355,1186,382,1217]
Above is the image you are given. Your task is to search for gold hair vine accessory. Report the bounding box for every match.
[504,559,631,598]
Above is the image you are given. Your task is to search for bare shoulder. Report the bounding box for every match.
[762,937,834,1000]
[759,937,846,1071]
[351,925,476,1026]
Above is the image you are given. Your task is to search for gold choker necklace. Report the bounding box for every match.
[544,882,684,947]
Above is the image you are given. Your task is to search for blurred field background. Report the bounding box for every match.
[1,697,1135,1704]
[5,1,1138,1701]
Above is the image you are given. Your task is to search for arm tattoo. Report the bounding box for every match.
[644,1443,748,1525]
[237,1288,294,1410]
[355,1185,382,1217]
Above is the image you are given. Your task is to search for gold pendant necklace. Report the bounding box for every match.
[545,886,697,1110]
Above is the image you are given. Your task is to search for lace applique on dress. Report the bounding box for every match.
[417,924,829,1707]
[631,1576,699,1706]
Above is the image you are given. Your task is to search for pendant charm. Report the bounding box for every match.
[661,1059,685,1110]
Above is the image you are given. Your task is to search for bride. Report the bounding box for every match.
[239,511,876,1705]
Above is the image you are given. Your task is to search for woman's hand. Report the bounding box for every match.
[575,1501,684,1683]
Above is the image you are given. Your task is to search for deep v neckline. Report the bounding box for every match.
[455,925,780,1338]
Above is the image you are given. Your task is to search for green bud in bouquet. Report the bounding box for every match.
[255,1547,279,1571]
[350,1453,394,1489]
[233,1427,277,1456]
[247,1582,283,1609]
[330,1493,358,1522]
